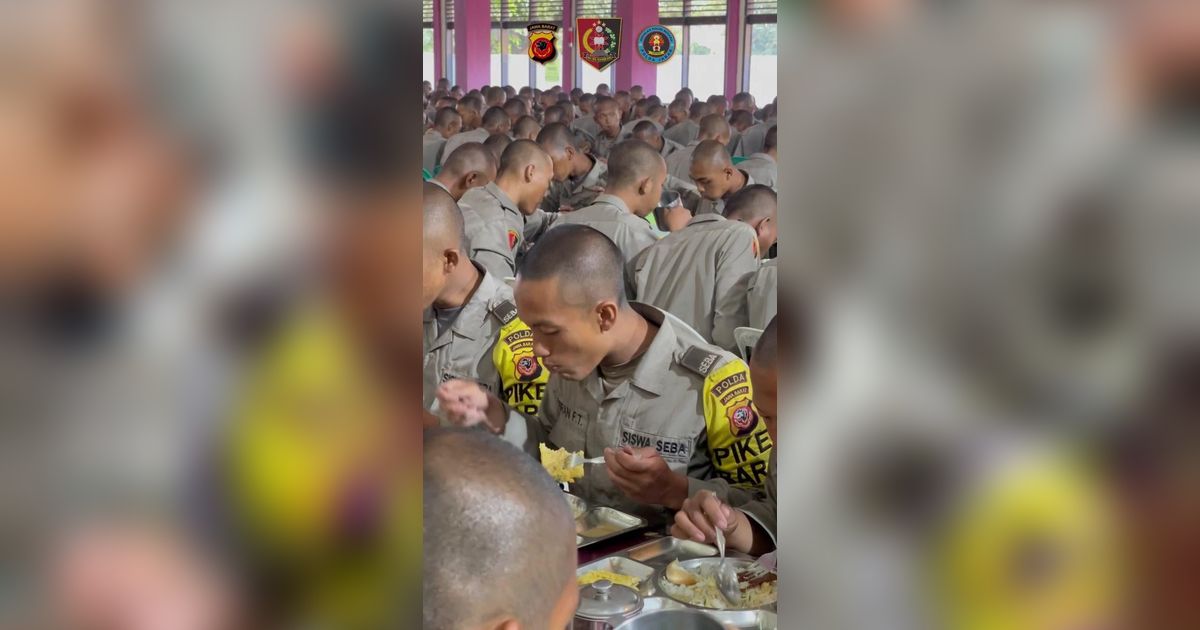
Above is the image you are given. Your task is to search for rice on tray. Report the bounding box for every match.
[660,566,777,610]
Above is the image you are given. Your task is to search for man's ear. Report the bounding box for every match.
[637,176,652,197]
[524,163,536,183]
[443,247,460,272]
[486,617,520,630]
[596,300,619,332]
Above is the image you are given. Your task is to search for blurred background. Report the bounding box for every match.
[778,1,1200,629]
[1,0,423,627]
[3,0,1200,628]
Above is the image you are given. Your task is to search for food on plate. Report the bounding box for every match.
[664,559,699,586]
[539,443,584,483]
[578,570,640,589]
[577,521,623,538]
[660,564,778,610]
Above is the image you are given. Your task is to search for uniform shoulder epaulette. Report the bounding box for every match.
[489,299,519,325]
[679,345,722,377]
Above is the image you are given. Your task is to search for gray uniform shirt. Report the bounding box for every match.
[555,194,659,264]
[746,258,778,330]
[664,119,700,146]
[502,304,774,524]
[735,120,775,157]
[738,153,778,190]
[440,127,491,165]
[571,116,601,138]
[422,265,515,411]
[629,214,760,352]
[592,129,621,160]
[460,182,525,279]
[422,129,448,173]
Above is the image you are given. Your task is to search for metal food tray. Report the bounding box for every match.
[576,507,648,548]
[589,536,777,623]
[655,558,777,611]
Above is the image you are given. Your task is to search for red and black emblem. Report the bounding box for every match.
[514,353,543,381]
[528,23,559,65]
[507,229,519,250]
[726,401,759,437]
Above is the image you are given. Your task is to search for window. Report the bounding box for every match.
[422,0,435,84]
[424,28,435,84]
[745,23,777,104]
[687,24,726,101]
[491,28,504,86]
[745,0,778,104]
[659,0,727,97]
[478,0,565,90]
[655,25,685,100]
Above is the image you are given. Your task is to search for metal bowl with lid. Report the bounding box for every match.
[574,579,644,630]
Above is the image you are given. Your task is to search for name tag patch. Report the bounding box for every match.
[619,428,693,465]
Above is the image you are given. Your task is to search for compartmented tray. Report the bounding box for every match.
[576,507,648,547]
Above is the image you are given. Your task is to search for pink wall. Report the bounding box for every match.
[453,0,491,89]
[724,0,743,99]
[560,0,574,92]
[433,0,444,81]
[612,0,658,93]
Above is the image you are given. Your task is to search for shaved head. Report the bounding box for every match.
[498,138,551,177]
[482,106,510,134]
[764,124,777,153]
[632,120,664,149]
[723,183,777,223]
[753,315,779,372]
[689,101,712,120]
[606,139,666,190]
[536,122,585,154]
[513,115,541,141]
[542,104,567,124]
[423,428,576,630]
[440,142,496,180]
[423,182,465,252]
[483,132,513,163]
[692,139,734,171]
[519,224,625,308]
[698,114,731,141]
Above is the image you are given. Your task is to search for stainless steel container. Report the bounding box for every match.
[573,579,644,630]
[613,609,729,630]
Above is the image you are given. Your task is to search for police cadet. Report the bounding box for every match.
[632,119,685,161]
[737,124,778,190]
[689,140,757,216]
[664,101,710,147]
[673,315,781,554]
[666,114,731,182]
[590,96,624,159]
[437,225,774,524]
[629,186,776,353]
[422,183,549,418]
[424,106,462,174]
[443,106,510,162]
[553,140,664,265]
[459,140,554,279]
[536,122,608,212]
[429,142,496,202]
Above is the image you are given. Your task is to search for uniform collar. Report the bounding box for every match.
[591,193,633,216]
[686,213,726,227]
[484,181,520,215]
[572,156,607,191]
[624,302,674,397]
[428,178,453,196]
[424,263,504,348]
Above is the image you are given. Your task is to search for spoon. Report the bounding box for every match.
[564,453,606,467]
[714,528,741,606]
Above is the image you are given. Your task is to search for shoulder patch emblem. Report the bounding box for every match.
[490,300,519,325]
[679,346,721,376]
[507,229,519,250]
[727,400,759,437]
[513,354,543,381]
